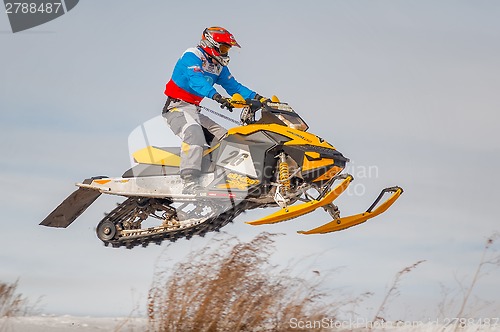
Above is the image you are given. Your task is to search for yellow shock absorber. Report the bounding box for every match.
[279,153,291,192]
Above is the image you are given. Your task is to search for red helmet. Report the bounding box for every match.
[199,27,240,66]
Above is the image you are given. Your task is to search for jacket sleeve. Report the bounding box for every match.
[181,52,218,98]
[216,67,256,99]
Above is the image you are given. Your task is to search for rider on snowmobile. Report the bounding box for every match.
[162,26,266,194]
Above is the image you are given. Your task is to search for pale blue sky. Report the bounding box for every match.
[1,0,500,320]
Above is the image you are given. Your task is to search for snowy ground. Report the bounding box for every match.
[1,316,499,332]
[0,315,147,332]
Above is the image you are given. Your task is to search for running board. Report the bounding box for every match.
[298,186,403,234]
[246,175,353,226]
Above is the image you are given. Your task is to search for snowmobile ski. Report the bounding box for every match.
[298,186,403,234]
[246,174,353,226]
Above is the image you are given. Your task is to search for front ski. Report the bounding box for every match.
[246,175,353,226]
[298,186,403,234]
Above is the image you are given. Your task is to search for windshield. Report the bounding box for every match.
[261,102,309,131]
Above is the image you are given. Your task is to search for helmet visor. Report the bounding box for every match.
[219,43,232,55]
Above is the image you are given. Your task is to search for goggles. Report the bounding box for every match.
[219,43,232,54]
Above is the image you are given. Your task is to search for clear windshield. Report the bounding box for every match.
[263,102,309,131]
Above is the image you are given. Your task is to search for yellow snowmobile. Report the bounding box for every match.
[40,96,403,248]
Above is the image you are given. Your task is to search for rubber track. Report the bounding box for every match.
[97,198,243,249]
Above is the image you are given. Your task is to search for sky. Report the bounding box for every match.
[1,0,500,321]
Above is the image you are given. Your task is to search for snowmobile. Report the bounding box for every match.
[40,96,403,249]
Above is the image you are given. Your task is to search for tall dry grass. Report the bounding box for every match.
[437,233,500,331]
[145,231,500,332]
[371,260,426,324]
[0,280,29,318]
[147,232,357,332]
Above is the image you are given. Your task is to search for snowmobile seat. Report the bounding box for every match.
[121,145,218,178]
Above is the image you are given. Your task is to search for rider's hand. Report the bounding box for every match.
[254,93,269,103]
[212,93,233,112]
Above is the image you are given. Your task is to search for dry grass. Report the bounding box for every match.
[146,232,356,332]
[438,233,500,331]
[371,260,426,324]
[145,231,500,331]
[1,279,34,331]
[3,232,499,331]
[0,280,29,318]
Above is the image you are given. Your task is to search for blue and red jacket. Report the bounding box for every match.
[165,47,256,105]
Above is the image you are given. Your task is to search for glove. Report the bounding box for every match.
[254,93,270,107]
[212,93,233,112]
[254,93,269,103]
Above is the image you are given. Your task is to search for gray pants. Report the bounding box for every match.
[162,99,227,177]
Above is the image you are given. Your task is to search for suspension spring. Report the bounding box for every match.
[278,153,291,192]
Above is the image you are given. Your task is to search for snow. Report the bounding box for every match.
[0,315,147,332]
[1,316,499,331]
